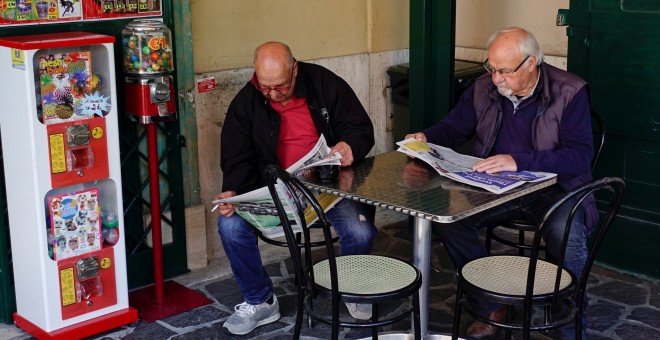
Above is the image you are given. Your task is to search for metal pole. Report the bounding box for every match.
[147,123,164,303]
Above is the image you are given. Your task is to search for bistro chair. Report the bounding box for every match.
[485,109,606,255]
[255,187,339,288]
[264,164,422,340]
[257,220,338,249]
[452,177,625,340]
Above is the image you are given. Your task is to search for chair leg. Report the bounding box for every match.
[293,285,304,339]
[413,292,421,340]
[485,226,494,253]
[504,305,512,339]
[372,304,379,339]
[523,304,532,340]
[331,298,340,340]
[576,310,583,340]
[452,285,463,340]
[518,230,525,256]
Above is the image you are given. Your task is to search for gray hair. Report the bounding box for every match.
[486,27,544,66]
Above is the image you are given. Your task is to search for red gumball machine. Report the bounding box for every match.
[121,19,211,321]
[122,19,177,124]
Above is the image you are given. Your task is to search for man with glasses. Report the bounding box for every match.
[215,41,377,335]
[406,27,594,339]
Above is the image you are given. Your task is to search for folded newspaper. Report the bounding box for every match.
[396,138,556,194]
[213,135,343,238]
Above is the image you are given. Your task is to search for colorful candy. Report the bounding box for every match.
[121,20,174,74]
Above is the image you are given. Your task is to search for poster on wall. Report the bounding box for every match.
[0,0,162,26]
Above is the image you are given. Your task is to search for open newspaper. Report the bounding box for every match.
[396,138,556,194]
[212,135,343,238]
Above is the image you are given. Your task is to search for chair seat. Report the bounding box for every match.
[502,218,536,230]
[461,255,572,296]
[314,255,419,295]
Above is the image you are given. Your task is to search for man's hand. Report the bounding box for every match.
[330,141,354,166]
[214,191,237,217]
[404,132,427,143]
[472,154,517,174]
[402,132,427,159]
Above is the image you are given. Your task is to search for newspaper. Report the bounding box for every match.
[212,135,343,238]
[396,138,556,194]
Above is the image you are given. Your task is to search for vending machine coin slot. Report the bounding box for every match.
[67,124,91,147]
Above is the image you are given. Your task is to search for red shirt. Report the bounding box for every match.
[269,97,319,169]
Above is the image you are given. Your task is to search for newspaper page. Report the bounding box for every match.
[212,135,343,237]
[287,135,342,175]
[396,138,556,194]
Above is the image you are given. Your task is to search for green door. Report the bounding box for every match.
[559,0,660,280]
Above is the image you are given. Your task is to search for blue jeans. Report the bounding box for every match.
[217,199,377,305]
[437,185,588,339]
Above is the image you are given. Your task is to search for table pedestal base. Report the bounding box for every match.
[358,332,462,339]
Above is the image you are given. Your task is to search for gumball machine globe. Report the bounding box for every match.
[121,19,174,75]
[122,19,177,124]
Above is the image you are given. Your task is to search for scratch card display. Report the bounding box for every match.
[49,188,101,260]
[38,51,98,124]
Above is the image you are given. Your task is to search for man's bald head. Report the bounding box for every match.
[254,42,295,68]
[252,42,297,104]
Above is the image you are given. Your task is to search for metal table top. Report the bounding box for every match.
[303,151,557,223]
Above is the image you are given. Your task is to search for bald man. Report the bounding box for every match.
[215,42,377,335]
[406,27,594,339]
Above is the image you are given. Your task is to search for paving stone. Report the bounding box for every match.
[203,317,291,339]
[650,283,660,309]
[277,292,300,319]
[429,285,455,305]
[628,306,660,329]
[205,277,243,306]
[587,299,625,332]
[614,322,660,339]
[429,268,455,288]
[170,324,228,339]
[427,307,455,333]
[119,320,177,339]
[585,334,611,340]
[265,261,287,278]
[3,212,660,340]
[588,281,647,306]
[161,305,228,328]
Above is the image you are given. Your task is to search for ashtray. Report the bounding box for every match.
[314,165,340,181]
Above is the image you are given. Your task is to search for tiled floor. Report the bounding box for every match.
[2,210,659,339]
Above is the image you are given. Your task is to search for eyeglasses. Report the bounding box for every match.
[253,62,295,94]
[483,55,530,76]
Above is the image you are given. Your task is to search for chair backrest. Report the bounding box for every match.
[526,177,625,306]
[264,164,339,295]
[590,109,606,171]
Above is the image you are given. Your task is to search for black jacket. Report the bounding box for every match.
[221,61,374,194]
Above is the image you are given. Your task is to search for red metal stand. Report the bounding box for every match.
[14,309,138,340]
[128,124,211,322]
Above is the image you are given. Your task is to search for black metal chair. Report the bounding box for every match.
[264,164,422,340]
[485,109,606,255]
[452,177,625,340]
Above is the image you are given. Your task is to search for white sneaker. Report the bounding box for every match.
[223,295,281,335]
[345,302,372,320]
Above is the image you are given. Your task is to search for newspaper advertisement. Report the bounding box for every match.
[212,135,343,237]
[396,138,556,194]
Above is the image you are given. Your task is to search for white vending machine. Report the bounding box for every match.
[0,32,137,339]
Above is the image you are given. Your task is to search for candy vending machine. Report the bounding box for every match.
[0,32,137,339]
